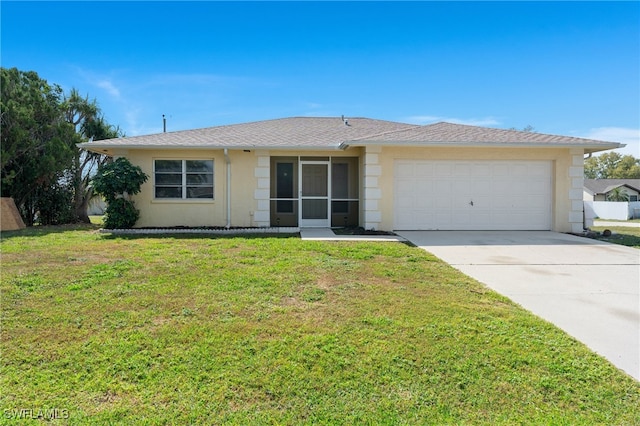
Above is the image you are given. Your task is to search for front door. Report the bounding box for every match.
[299,161,330,227]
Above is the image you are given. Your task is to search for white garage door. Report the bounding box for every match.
[394,160,552,230]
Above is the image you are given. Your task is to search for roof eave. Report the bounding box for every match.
[346,140,624,153]
[77,143,348,153]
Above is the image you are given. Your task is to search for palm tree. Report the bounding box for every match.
[606,187,630,202]
[64,89,123,223]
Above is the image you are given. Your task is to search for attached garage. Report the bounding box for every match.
[394,160,552,230]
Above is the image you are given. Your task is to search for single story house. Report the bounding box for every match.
[583,179,640,202]
[79,117,623,233]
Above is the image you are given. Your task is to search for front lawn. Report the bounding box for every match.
[1,226,639,424]
[589,226,640,248]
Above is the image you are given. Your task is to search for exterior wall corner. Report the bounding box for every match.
[363,146,383,229]
[253,151,270,227]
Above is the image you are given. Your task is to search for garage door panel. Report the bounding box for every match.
[493,180,512,193]
[510,164,529,176]
[453,197,470,208]
[528,179,549,194]
[471,164,492,177]
[394,160,551,230]
[434,212,452,226]
[453,180,470,193]
[529,163,550,176]
[473,196,492,208]
[415,196,435,209]
[492,164,510,176]
[415,163,435,177]
[396,179,415,196]
[434,163,454,176]
[396,195,414,209]
[454,163,472,176]
[470,178,492,194]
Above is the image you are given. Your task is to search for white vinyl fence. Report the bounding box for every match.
[584,201,640,221]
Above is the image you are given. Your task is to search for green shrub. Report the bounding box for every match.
[92,158,147,229]
[103,198,140,229]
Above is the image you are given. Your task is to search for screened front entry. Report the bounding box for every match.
[270,157,359,227]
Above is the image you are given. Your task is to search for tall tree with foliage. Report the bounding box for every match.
[0,67,77,224]
[1,67,121,225]
[585,152,640,179]
[63,89,123,223]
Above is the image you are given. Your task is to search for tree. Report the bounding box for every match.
[0,67,77,225]
[92,158,148,228]
[584,152,640,179]
[1,67,122,225]
[63,89,123,223]
[606,187,630,202]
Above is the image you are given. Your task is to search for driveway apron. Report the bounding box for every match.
[396,231,640,381]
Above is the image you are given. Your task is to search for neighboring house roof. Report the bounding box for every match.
[584,179,640,196]
[78,116,623,154]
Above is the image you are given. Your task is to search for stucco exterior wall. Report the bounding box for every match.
[125,149,259,227]
[125,148,363,228]
[372,146,582,233]
[123,146,582,232]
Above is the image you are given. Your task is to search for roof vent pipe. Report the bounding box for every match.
[163,114,166,133]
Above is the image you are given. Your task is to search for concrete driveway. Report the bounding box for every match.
[396,231,640,381]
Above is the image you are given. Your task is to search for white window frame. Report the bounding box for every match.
[154,159,214,200]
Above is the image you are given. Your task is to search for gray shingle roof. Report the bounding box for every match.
[80,117,414,151]
[350,121,620,147]
[584,179,640,195]
[78,116,623,153]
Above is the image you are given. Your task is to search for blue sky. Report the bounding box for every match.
[2,1,639,156]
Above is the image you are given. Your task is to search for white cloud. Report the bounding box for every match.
[582,127,640,157]
[71,66,122,99]
[405,115,501,126]
[96,79,121,98]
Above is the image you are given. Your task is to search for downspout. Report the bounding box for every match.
[224,149,231,229]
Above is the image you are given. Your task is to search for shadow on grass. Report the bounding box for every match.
[1,224,301,241]
[100,232,300,241]
[0,223,101,240]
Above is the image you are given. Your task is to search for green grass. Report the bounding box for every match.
[590,226,640,248]
[1,226,639,425]
[89,215,104,226]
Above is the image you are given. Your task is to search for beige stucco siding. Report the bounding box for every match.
[125,149,259,227]
[124,148,363,228]
[122,145,582,232]
[373,146,581,233]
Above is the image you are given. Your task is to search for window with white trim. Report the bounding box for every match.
[154,159,214,199]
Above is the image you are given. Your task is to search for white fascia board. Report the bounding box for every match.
[345,140,624,152]
[77,143,348,152]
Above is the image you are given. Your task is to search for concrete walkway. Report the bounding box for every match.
[396,231,640,381]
